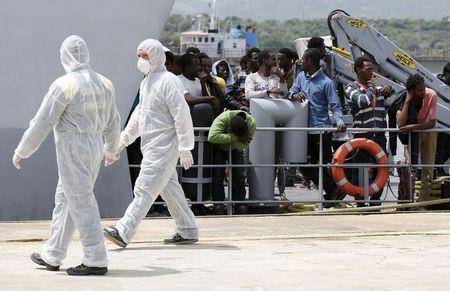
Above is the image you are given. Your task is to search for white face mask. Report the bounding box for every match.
[137,58,151,74]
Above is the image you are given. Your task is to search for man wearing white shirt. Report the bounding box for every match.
[178,72,202,96]
[245,51,288,100]
[177,53,218,213]
[178,53,219,109]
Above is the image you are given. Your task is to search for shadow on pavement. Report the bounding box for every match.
[110,243,239,252]
[107,266,182,278]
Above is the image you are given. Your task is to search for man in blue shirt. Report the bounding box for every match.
[288,48,346,205]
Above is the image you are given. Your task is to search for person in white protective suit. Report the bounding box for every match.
[103,39,199,247]
[12,35,120,276]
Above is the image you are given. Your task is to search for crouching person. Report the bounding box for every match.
[208,111,256,214]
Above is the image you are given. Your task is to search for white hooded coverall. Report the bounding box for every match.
[115,39,198,243]
[14,35,120,267]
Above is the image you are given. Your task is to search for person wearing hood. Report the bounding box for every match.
[212,59,251,112]
[198,53,248,113]
[103,39,198,247]
[13,35,120,275]
[212,59,235,93]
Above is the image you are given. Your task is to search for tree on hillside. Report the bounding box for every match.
[161,15,450,57]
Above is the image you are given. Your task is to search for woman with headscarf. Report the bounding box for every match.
[212,59,235,93]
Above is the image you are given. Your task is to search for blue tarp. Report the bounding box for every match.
[230,28,258,48]
[245,32,258,48]
[230,28,244,39]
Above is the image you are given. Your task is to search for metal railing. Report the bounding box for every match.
[129,127,450,215]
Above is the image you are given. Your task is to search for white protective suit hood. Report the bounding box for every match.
[15,34,120,267]
[114,38,198,244]
[137,39,166,75]
[60,35,90,73]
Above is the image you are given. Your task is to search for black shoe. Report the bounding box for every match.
[103,226,127,248]
[66,264,108,276]
[30,253,59,271]
[163,233,198,245]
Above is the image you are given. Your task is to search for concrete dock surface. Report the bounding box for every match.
[1,213,450,290]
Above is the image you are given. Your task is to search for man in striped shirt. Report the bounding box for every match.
[345,56,393,206]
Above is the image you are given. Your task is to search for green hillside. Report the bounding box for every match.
[161,14,450,58]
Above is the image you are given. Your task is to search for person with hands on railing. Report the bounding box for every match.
[396,74,437,202]
[345,56,393,207]
[277,48,295,89]
[288,48,347,207]
[244,51,288,99]
[178,53,220,111]
[208,110,256,215]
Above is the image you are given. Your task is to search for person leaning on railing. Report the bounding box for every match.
[396,74,438,202]
[207,110,256,215]
[288,48,347,207]
[244,51,288,100]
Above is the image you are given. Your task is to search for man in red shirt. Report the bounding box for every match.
[397,74,437,201]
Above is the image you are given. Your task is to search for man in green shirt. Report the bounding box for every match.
[208,110,256,214]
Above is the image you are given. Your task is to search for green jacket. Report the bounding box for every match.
[207,110,256,151]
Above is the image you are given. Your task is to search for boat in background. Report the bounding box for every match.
[179,0,258,59]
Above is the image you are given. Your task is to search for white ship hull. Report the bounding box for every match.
[0,0,175,220]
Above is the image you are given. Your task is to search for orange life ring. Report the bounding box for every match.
[331,138,389,198]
